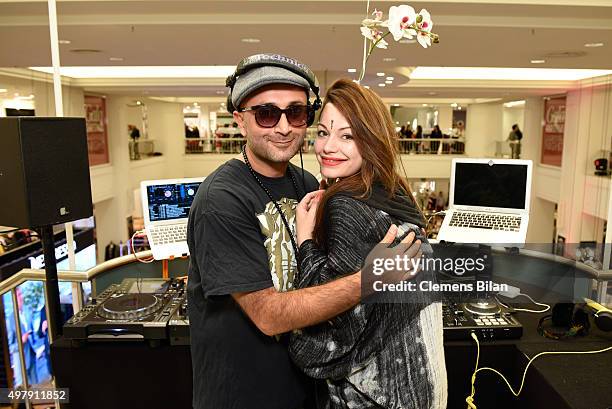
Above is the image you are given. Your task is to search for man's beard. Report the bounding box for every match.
[247,134,305,164]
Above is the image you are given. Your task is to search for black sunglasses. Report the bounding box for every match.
[238,104,310,128]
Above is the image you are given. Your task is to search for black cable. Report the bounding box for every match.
[242,145,301,258]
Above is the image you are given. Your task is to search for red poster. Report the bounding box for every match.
[541,96,566,167]
[84,95,109,166]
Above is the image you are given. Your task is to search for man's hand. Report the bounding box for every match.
[22,330,32,344]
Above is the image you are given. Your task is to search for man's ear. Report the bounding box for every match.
[233,111,247,137]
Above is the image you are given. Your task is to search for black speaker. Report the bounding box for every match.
[0,117,93,228]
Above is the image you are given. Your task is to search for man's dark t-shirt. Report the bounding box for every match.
[187,158,318,409]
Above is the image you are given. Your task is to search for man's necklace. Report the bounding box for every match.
[242,145,301,259]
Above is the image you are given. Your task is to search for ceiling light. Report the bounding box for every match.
[383,57,396,62]
[428,92,437,95]
[109,57,124,62]
[504,100,525,108]
[400,39,416,44]
[393,103,400,107]
[0,88,7,93]
[530,59,546,64]
[14,93,19,97]
[458,107,462,110]
[584,42,604,48]
[29,66,237,78]
[378,83,386,87]
[386,76,394,81]
[451,103,458,107]
[58,40,71,45]
[422,104,428,107]
[376,72,385,77]
[364,85,370,89]
[385,80,392,84]
[241,38,261,43]
[347,68,357,73]
[409,67,612,81]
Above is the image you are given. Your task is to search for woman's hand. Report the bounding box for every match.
[296,190,324,246]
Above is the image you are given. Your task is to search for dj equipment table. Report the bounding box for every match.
[52,311,612,409]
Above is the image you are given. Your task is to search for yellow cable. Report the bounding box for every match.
[465,331,612,409]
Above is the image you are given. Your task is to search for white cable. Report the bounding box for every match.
[131,230,154,263]
[465,332,612,408]
[496,293,550,314]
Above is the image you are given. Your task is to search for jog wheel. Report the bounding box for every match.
[464,299,501,316]
[98,293,162,320]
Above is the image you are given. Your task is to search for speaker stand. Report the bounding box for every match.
[39,225,63,340]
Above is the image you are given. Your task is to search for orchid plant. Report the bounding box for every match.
[359,5,439,81]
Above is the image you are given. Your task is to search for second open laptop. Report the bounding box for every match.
[437,158,532,244]
[140,177,204,260]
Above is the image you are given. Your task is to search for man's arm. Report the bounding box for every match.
[233,225,419,336]
[233,272,360,336]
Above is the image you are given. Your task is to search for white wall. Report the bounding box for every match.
[465,102,503,157]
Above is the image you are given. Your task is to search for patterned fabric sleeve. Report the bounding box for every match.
[289,196,385,380]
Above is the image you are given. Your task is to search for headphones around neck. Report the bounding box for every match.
[225,53,322,126]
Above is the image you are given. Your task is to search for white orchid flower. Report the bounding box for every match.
[416,9,434,48]
[386,5,417,41]
[360,26,389,49]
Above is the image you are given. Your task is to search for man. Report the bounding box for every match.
[507,123,523,159]
[187,54,418,409]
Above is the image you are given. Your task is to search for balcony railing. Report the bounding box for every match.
[185,135,466,155]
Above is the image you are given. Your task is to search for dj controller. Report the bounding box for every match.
[64,278,190,345]
[64,278,521,344]
[443,301,523,340]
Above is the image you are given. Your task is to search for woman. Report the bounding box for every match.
[290,79,447,408]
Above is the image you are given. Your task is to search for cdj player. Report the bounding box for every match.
[64,278,187,345]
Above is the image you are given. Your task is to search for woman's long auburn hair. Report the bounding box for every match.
[312,78,423,248]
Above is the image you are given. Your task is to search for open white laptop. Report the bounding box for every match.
[437,158,532,244]
[141,177,204,260]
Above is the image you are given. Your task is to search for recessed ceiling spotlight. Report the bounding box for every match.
[584,42,604,48]
[428,92,437,95]
[377,72,385,77]
[378,83,386,87]
[400,39,416,44]
[385,80,392,84]
[386,76,394,81]
[109,57,124,62]
[58,39,71,45]
[241,38,261,43]
[364,85,370,89]
[530,59,546,64]
[451,103,458,107]
[422,103,428,107]
[393,103,400,107]
[348,68,357,73]
[458,106,462,110]
[383,57,396,62]
[0,88,7,93]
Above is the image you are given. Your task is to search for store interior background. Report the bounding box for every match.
[0,0,611,271]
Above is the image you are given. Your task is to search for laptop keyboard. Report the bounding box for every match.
[149,225,187,245]
[449,212,521,232]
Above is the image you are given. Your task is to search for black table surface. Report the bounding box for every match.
[52,310,612,409]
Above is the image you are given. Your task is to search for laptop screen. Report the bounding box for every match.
[146,181,201,222]
[453,162,528,209]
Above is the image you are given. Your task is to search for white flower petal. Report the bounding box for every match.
[417,33,431,48]
[360,26,374,40]
[376,38,389,49]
